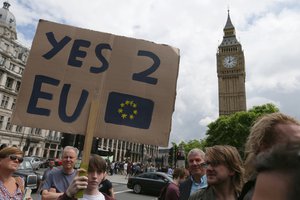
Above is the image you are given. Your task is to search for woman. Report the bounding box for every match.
[0,146,31,200]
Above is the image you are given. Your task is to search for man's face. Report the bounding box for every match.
[205,157,234,186]
[252,171,291,200]
[62,149,77,170]
[0,154,23,172]
[188,152,206,177]
[49,160,55,168]
[87,171,105,191]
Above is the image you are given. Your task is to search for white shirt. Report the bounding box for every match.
[78,193,105,200]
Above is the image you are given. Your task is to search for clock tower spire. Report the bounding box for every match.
[216,11,247,116]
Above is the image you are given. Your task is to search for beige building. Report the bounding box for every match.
[0,1,62,157]
[0,1,158,162]
[217,11,247,116]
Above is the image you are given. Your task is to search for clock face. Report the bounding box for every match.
[223,56,237,68]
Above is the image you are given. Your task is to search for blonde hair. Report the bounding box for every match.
[244,112,300,180]
[205,145,244,194]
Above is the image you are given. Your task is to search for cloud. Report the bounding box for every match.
[11,0,300,146]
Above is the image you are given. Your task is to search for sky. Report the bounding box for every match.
[7,0,300,146]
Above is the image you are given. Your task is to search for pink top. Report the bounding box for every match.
[0,179,23,200]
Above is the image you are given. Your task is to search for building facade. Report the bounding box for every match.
[217,11,247,116]
[0,1,158,162]
[0,1,62,157]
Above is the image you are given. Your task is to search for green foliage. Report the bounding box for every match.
[205,103,279,157]
[176,139,207,157]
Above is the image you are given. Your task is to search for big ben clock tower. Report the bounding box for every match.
[217,11,246,116]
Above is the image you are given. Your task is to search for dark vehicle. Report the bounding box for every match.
[127,172,173,196]
[13,159,43,192]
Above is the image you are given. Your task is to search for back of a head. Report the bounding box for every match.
[172,168,187,179]
[88,154,107,173]
[205,145,244,193]
[255,143,300,200]
[244,112,300,179]
[0,143,7,150]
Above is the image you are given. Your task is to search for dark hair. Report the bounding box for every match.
[0,144,7,150]
[173,168,187,179]
[255,143,300,199]
[88,154,107,173]
[0,146,23,159]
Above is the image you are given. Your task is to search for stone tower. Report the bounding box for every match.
[216,11,246,116]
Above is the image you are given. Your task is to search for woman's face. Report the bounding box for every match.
[0,154,23,172]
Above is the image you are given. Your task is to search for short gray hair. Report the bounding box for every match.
[63,146,79,158]
[187,148,205,160]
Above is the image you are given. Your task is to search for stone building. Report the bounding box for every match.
[0,1,62,157]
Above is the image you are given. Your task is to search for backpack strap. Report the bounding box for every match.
[14,176,25,194]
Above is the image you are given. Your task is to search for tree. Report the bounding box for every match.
[178,139,207,157]
[205,103,279,157]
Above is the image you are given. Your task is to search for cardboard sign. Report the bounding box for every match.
[12,20,180,146]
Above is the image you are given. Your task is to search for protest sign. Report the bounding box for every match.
[12,20,180,146]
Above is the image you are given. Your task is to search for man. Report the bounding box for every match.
[58,154,114,200]
[42,159,56,181]
[189,145,244,200]
[239,112,300,200]
[41,146,78,200]
[179,148,207,200]
[252,142,300,200]
[38,159,56,194]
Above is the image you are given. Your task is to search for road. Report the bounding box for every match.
[31,169,158,200]
[32,183,157,200]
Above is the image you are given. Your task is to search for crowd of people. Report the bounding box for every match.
[163,112,300,200]
[0,112,299,200]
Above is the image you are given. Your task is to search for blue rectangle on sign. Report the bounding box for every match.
[104,92,154,129]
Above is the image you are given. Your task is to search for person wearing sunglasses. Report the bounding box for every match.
[189,145,244,200]
[0,146,32,200]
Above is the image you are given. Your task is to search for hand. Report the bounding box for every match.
[42,188,63,200]
[66,169,88,198]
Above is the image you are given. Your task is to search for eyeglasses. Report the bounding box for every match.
[9,155,23,163]
[199,162,208,168]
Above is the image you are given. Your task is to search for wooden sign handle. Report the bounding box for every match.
[75,100,100,198]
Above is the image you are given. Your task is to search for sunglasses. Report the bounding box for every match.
[9,155,23,163]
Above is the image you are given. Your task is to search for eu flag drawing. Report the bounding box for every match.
[105,92,154,129]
